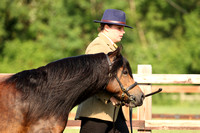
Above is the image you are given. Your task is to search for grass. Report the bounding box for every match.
[151,104,200,133]
[152,104,200,114]
[63,129,79,133]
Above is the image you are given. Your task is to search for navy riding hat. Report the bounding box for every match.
[94,9,133,29]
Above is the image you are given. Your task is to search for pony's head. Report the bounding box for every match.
[106,47,144,108]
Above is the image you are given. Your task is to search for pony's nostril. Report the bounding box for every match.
[141,94,145,100]
[129,95,136,101]
[133,97,136,101]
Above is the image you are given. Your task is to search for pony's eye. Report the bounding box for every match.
[123,70,128,75]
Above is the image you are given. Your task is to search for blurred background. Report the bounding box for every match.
[1,0,199,74]
[0,0,200,126]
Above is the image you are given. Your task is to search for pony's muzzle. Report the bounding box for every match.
[129,95,136,102]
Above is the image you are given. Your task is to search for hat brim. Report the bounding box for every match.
[94,20,133,29]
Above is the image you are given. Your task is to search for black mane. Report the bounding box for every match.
[5,51,130,121]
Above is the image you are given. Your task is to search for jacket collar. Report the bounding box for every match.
[98,32,118,51]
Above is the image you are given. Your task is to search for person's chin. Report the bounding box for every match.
[115,39,121,43]
[118,39,122,42]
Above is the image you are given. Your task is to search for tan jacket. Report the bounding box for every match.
[75,32,120,122]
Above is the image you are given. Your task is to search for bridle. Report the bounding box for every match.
[106,54,137,133]
[106,54,137,104]
[106,54,162,133]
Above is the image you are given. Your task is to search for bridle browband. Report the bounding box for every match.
[106,54,137,104]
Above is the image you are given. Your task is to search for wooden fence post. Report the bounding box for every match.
[137,65,152,133]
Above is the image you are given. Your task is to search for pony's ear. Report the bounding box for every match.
[107,45,123,61]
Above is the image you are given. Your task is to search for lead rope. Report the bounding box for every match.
[113,106,117,133]
[129,107,133,133]
[129,88,162,133]
[113,106,133,133]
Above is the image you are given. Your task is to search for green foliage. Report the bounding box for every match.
[123,0,200,74]
[0,0,199,75]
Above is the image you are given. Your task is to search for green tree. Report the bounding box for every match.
[0,0,94,72]
[0,0,199,74]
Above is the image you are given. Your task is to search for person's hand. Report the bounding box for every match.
[110,97,130,107]
[110,96,120,106]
